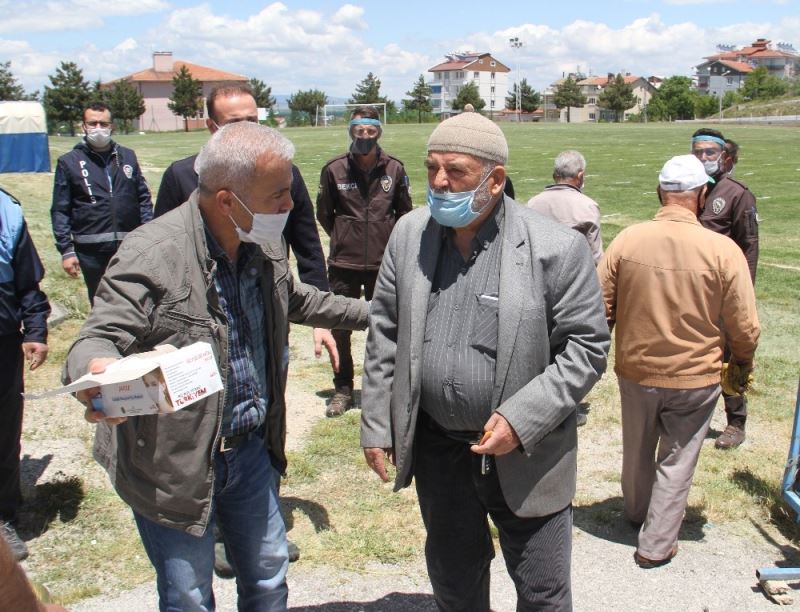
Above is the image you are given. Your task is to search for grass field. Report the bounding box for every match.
[2,121,799,603]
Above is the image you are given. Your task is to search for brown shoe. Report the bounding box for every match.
[634,545,678,569]
[326,388,352,418]
[715,424,745,449]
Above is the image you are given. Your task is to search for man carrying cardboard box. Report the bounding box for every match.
[64,122,369,610]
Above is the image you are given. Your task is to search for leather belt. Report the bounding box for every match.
[218,427,263,453]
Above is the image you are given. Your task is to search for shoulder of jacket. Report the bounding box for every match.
[321,154,349,171]
[382,152,406,168]
[724,176,751,193]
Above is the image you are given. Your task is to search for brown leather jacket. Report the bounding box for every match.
[699,175,758,283]
[316,148,412,271]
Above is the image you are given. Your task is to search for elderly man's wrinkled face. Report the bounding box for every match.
[425,152,488,195]
[227,154,293,234]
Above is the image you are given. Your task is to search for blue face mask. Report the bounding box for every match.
[427,173,492,228]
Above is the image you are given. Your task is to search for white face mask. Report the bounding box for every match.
[702,158,720,176]
[230,192,289,246]
[86,127,112,149]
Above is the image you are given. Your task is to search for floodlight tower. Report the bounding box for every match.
[509,37,524,122]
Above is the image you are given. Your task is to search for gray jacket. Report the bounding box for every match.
[66,194,369,535]
[360,198,609,517]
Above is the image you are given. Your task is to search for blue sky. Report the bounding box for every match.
[2,0,798,100]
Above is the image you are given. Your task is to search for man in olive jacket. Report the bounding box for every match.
[65,123,368,610]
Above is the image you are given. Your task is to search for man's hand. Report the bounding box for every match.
[21,342,48,371]
[313,328,339,372]
[76,357,127,426]
[62,255,80,278]
[363,447,395,483]
[721,361,754,396]
[470,413,521,456]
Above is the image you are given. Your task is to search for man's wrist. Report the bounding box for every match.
[61,251,76,260]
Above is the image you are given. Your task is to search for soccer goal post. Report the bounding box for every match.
[321,103,387,127]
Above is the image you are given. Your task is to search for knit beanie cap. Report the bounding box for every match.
[427,113,508,165]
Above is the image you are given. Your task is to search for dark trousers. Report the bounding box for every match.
[723,345,747,427]
[414,415,573,611]
[0,333,24,524]
[76,247,115,304]
[327,267,377,390]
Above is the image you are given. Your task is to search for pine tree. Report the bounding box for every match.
[43,61,91,136]
[597,74,638,122]
[348,72,396,116]
[286,89,329,126]
[505,79,541,113]
[168,65,202,132]
[403,75,432,123]
[0,62,30,101]
[552,77,587,123]
[451,82,485,112]
[107,79,146,134]
[248,78,276,111]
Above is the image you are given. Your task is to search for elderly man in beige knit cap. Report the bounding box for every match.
[360,112,610,610]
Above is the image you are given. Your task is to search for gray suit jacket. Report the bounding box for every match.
[360,198,610,517]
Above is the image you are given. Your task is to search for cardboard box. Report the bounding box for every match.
[28,342,223,417]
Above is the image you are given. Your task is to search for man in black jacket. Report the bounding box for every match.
[155,83,336,365]
[316,106,412,417]
[690,128,759,449]
[51,103,152,303]
[0,187,50,562]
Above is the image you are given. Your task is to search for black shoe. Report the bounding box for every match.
[326,387,353,418]
[576,413,588,427]
[214,541,235,579]
[0,521,29,562]
[288,540,300,563]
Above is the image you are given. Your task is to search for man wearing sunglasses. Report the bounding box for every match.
[51,102,153,303]
[690,128,759,450]
[316,106,412,417]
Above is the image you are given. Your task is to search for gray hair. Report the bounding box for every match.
[195,122,295,192]
[553,150,586,180]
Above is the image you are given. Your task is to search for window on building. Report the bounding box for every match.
[588,97,596,104]
[589,113,596,120]
[727,77,734,84]
[474,72,479,79]
[479,59,484,64]
[490,61,496,67]
[491,72,495,80]
[444,72,450,80]
[491,99,495,107]
[490,86,495,93]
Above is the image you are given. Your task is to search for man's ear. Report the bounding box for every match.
[216,189,235,214]
[206,118,218,134]
[489,166,507,195]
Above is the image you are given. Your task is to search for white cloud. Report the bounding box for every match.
[0,0,168,34]
[3,6,797,102]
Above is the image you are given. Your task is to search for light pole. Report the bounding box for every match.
[509,37,523,122]
[719,70,732,123]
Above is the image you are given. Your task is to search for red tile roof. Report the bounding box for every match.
[578,75,643,86]
[112,60,248,84]
[718,60,754,73]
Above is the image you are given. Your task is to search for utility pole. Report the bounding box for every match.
[509,37,523,123]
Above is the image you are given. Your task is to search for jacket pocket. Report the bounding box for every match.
[471,294,499,357]
[160,309,217,339]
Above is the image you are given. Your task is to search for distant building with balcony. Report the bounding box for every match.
[695,39,798,96]
[428,52,511,116]
[546,73,658,123]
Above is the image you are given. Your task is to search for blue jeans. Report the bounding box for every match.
[133,435,288,611]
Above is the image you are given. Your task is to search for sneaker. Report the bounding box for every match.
[633,545,678,569]
[326,388,352,418]
[214,541,235,579]
[0,521,29,562]
[288,539,300,563]
[715,424,745,450]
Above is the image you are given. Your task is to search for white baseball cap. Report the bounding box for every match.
[659,154,714,192]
